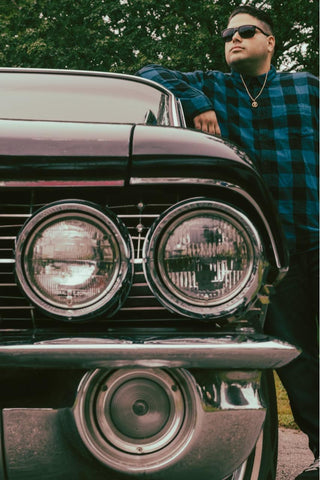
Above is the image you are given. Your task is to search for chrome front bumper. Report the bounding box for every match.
[0,334,299,369]
[0,335,299,479]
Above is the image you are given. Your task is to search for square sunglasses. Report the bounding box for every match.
[221,24,270,43]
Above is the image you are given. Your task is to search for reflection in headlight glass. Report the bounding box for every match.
[26,218,119,308]
[158,215,252,305]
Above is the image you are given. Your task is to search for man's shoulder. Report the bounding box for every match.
[276,69,319,86]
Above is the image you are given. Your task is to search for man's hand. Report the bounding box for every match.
[193,110,221,136]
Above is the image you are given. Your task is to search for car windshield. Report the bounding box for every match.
[0,72,171,125]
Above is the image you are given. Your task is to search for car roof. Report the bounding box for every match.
[0,66,175,98]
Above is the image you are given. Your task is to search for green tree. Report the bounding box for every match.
[0,0,318,76]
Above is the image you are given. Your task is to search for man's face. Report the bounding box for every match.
[224,13,275,74]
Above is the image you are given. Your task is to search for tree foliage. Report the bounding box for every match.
[0,0,318,76]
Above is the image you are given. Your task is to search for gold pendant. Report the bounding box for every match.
[252,101,258,108]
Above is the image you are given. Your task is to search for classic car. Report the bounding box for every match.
[0,68,298,480]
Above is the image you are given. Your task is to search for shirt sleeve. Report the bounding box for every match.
[136,64,214,123]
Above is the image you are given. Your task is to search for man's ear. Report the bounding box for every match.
[267,35,276,55]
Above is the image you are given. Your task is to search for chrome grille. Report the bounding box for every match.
[0,188,181,330]
[112,201,171,314]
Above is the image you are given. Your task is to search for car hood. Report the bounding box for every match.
[0,120,132,182]
[0,120,257,183]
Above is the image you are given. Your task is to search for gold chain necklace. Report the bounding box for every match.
[240,71,268,108]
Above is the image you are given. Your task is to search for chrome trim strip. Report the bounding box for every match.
[0,180,125,187]
[170,96,181,127]
[176,98,187,128]
[118,214,159,218]
[0,337,299,369]
[130,177,237,187]
[0,214,31,218]
[0,305,33,310]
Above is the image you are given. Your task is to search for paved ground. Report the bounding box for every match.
[277,428,314,479]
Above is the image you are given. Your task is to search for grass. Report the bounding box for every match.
[274,371,298,430]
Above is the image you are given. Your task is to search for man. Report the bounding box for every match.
[137,5,319,479]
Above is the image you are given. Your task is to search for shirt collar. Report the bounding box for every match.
[231,65,276,87]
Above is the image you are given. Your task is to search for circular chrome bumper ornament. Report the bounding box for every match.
[74,368,197,472]
[15,201,133,321]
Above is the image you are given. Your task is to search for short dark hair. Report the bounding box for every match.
[228,5,274,34]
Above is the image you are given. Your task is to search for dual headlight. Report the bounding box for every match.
[15,201,133,321]
[15,198,265,321]
[143,198,264,318]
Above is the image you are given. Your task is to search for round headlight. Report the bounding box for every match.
[143,198,265,318]
[15,201,133,320]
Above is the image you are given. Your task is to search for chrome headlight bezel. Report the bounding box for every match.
[15,200,133,321]
[143,198,265,319]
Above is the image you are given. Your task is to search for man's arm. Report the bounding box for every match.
[137,64,221,135]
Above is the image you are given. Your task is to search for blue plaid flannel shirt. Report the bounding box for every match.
[137,64,319,254]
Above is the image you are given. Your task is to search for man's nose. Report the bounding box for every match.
[232,30,242,41]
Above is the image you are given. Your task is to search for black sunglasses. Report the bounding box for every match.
[221,24,270,43]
